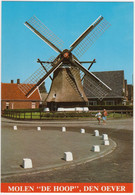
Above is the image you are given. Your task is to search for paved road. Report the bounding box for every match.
[1,118,133,183]
[2,117,133,130]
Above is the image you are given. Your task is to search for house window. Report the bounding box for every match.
[122,100,127,105]
[88,101,97,106]
[11,103,14,109]
[105,101,115,105]
[6,102,9,109]
[32,102,36,109]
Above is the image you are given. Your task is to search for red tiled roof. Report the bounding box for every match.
[1,83,41,101]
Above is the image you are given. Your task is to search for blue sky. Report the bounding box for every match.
[2,1,133,91]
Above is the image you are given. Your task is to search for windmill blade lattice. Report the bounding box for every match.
[68,58,111,99]
[65,68,84,100]
[71,68,110,99]
[25,16,64,52]
[71,18,111,58]
[82,74,109,100]
[18,56,56,96]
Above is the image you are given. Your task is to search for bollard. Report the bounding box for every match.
[103,140,110,145]
[92,145,100,152]
[13,126,17,130]
[64,152,73,161]
[94,130,99,136]
[37,127,41,131]
[102,134,108,140]
[22,158,33,169]
[80,129,85,133]
[62,127,66,132]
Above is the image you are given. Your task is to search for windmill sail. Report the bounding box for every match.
[69,68,110,100]
[82,75,110,100]
[25,16,64,53]
[68,58,111,99]
[70,16,110,58]
[18,56,63,97]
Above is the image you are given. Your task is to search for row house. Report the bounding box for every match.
[1,79,41,111]
[83,70,133,106]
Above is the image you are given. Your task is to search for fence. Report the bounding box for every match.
[2,110,133,120]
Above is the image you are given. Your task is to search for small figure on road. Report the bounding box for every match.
[95,111,102,124]
[102,109,108,125]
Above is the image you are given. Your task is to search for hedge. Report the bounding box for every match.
[88,105,133,110]
[4,108,43,112]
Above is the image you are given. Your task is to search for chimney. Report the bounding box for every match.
[17,79,20,84]
[11,80,14,84]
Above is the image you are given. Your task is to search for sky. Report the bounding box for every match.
[2,1,133,92]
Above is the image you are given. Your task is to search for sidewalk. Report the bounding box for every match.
[1,118,118,177]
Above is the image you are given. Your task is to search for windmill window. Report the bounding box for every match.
[53,93,56,98]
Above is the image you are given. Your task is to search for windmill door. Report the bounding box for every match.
[50,101,57,112]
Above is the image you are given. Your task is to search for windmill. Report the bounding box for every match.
[18,15,111,111]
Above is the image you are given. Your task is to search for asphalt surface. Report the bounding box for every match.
[1,117,133,183]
